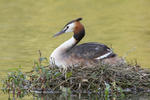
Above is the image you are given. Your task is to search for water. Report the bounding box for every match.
[34,93,150,100]
[6,92,150,100]
[0,0,150,99]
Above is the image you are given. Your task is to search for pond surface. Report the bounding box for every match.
[5,92,150,100]
[34,93,150,100]
[0,0,150,99]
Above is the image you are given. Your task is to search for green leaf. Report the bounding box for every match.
[104,82,110,99]
[54,72,62,78]
[66,72,72,78]
[39,57,47,62]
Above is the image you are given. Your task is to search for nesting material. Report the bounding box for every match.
[29,63,150,93]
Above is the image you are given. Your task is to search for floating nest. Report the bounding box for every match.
[2,55,150,98]
[29,63,150,93]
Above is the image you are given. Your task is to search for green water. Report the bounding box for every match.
[0,0,150,99]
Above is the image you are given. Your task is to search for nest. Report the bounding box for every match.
[2,53,150,98]
[28,63,150,94]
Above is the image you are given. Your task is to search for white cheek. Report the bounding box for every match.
[65,23,75,33]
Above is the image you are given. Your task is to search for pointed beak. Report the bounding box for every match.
[53,30,65,37]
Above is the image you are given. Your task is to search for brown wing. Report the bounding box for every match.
[67,42,116,59]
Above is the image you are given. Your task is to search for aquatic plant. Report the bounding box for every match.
[1,67,28,98]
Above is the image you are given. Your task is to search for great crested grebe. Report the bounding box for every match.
[50,18,125,67]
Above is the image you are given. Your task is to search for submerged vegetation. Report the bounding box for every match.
[1,51,150,99]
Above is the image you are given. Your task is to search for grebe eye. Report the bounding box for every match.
[63,26,69,31]
[65,26,69,30]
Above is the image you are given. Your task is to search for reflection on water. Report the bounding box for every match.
[7,92,150,100]
[33,93,105,100]
[33,93,150,100]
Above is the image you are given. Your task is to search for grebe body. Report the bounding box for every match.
[50,18,124,67]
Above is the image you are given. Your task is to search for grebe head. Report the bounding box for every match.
[53,18,85,40]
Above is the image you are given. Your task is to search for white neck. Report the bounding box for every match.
[50,36,77,58]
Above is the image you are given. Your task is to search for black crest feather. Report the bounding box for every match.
[65,18,83,26]
[76,18,82,21]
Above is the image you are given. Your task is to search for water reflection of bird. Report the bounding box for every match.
[50,18,125,68]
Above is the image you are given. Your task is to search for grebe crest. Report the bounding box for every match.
[53,17,84,41]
